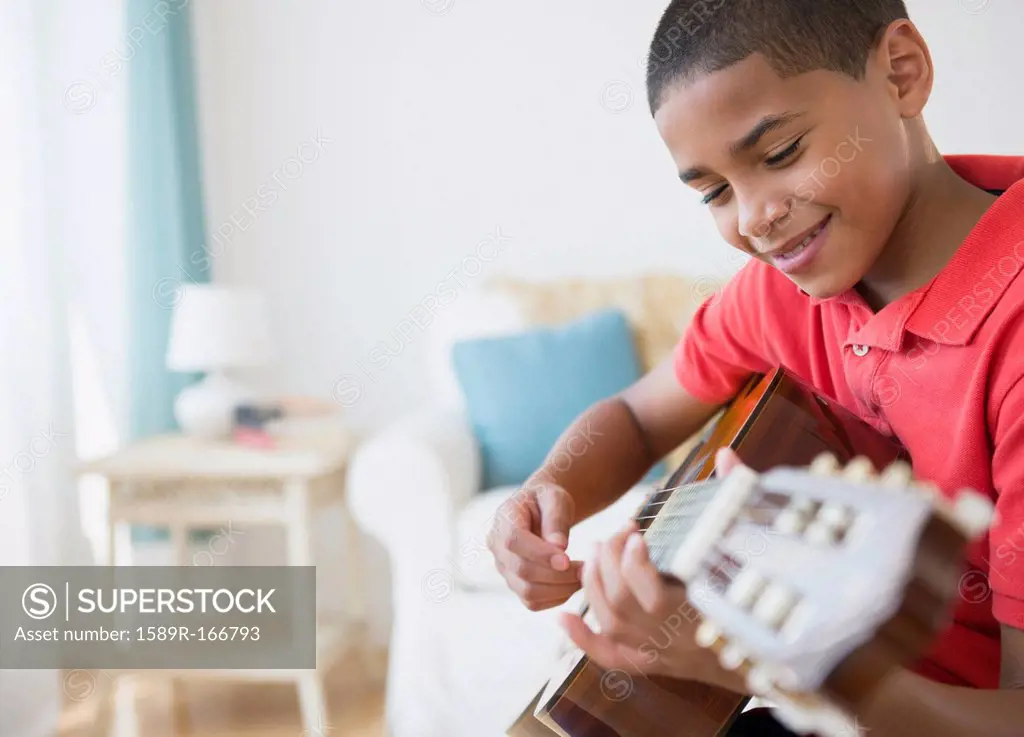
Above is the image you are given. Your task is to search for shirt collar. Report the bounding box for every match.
[804,155,1024,348]
[903,155,1024,346]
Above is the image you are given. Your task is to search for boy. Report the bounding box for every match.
[485,1,1024,735]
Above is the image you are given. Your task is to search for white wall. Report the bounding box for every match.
[190,0,734,431]
[190,0,1022,646]
[192,0,1024,434]
[191,0,1023,433]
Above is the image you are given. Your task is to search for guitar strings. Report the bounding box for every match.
[613,480,785,565]
[639,481,722,511]
[635,480,785,520]
[633,488,725,522]
[647,480,711,499]
[640,491,710,513]
[636,503,782,525]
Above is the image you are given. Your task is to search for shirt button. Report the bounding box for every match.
[852,344,870,357]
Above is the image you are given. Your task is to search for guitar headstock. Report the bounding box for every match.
[665,453,995,737]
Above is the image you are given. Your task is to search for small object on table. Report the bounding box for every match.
[232,425,277,449]
[165,285,277,439]
[231,404,285,448]
[234,403,285,427]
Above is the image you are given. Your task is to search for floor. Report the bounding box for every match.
[58,651,388,737]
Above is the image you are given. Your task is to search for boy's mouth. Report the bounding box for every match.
[769,214,832,274]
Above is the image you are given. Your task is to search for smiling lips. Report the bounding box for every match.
[768,214,832,274]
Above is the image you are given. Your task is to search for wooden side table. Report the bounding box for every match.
[78,427,366,733]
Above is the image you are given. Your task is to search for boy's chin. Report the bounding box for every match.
[790,271,862,301]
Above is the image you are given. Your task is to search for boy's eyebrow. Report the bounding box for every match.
[678,111,806,184]
[730,111,805,155]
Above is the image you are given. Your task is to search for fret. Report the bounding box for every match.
[644,478,726,573]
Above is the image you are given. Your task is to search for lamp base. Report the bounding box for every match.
[173,372,256,439]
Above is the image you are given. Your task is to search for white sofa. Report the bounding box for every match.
[347,276,712,737]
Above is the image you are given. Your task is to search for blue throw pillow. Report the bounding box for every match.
[451,308,666,489]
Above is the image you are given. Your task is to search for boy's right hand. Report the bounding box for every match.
[487,481,583,611]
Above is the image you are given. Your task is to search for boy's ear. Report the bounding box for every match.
[876,19,934,119]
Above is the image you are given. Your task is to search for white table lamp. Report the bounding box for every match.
[166,285,276,438]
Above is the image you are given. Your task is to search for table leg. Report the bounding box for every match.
[297,672,327,736]
[285,480,314,566]
[286,480,328,733]
[111,674,139,737]
[343,496,367,625]
[340,484,374,677]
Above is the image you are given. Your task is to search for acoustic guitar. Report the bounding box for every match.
[507,366,993,737]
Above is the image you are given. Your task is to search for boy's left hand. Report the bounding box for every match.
[557,522,705,678]
[558,448,745,682]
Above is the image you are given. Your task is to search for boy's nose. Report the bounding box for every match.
[738,195,794,251]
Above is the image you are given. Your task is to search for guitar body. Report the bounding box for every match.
[508,367,909,737]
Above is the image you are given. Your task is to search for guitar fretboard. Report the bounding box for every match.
[639,478,726,574]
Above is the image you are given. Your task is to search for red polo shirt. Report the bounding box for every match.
[674,154,1024,689]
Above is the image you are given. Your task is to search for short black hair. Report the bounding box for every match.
[646,0,911,115]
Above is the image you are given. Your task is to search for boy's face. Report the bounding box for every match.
[655,50,914,299]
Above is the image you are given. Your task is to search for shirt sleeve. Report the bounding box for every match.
[988,376,1024,629]
[673,259,778,405]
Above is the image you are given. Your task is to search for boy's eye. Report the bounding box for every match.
[696,135,806,205]
[701,184,729,205]
[765,136,804,166]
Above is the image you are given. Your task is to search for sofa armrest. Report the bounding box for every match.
[347,406,481,560]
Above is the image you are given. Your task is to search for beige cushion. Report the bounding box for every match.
[487,273,716,372]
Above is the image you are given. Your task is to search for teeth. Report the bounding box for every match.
[780,241,808,260]
[779,221,826,259]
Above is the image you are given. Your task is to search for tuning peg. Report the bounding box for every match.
[805,520,841,546]
[774,495,817,534]
[879,460,913,489]
[842,455,876,482]
[746,664,776,696]
[952,490,995,539]
[718,642,748,672]
[774,494,819,534]
[804,501,854,545]
[752,582,799,630]
[695,620,722,649]
[810,453,839,475]
[727,568,768,609]
[773,507,811,534]
[817,502,854,529]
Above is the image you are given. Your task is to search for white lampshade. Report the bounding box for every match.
[166,285,276,372]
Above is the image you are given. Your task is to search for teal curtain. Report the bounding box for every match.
[126,0,210,544]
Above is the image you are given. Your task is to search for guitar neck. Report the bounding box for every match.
[640,479,728,575]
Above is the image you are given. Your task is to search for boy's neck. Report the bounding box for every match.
[855,157,999,313]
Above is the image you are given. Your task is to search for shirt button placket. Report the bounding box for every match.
[847,342,877,419]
